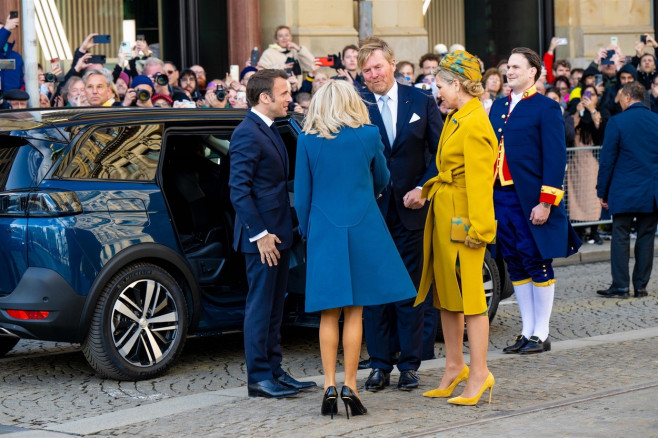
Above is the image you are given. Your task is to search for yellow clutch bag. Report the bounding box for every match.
[451,217,497,244]
[450,217,471,243]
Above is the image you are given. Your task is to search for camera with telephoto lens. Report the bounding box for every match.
[154,73,168,86]
[136,89,151,102]
[215,85,227,101]
[44,72,56,83]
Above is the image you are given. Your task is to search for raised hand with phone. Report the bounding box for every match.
[3,13,20,31]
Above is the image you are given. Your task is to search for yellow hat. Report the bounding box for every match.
[439,50,482,83]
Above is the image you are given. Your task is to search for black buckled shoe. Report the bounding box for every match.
[519,335,551,354]
[364,368,390,391]
[596,287,630,298]
[502,335,529,354]
[277,372,317,391]
[397,370,420,391]
[634,288,648,298]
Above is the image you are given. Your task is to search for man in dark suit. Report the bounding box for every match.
[597,81,658,298]
[358,37,443,391]
[229,69,316,398]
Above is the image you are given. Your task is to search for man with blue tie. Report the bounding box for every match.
[229,69,316,398]
[358,37,443,391]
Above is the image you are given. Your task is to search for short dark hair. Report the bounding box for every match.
[342,44,359,59]
[246,69,288,107]
[419,53,440,68]
[296,92,311,104]
[396,61,415,74]
[511,47,542,81]
[555,59,571,70]
[621,81,646,102]
[571,68,584,76]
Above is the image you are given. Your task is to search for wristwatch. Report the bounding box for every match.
[541,202,552,208]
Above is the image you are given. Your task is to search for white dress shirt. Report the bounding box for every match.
[373,81,398,141]
[249,108,273,242]
[509,90,524,114]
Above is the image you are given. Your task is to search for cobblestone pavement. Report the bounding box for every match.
[1,257,658,436]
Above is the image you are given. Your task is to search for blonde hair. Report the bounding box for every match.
[358,36,395,70]
[303,80,371,139]
[436,68,484,97]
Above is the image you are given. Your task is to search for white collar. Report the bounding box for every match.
[251,108,274,127]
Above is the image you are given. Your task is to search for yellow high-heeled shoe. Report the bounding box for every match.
[447,372,494,406]
[422,366,469,398]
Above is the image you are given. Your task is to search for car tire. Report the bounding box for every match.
[82,262,188,380]
[0,336,19,357]
[435,250,502,341]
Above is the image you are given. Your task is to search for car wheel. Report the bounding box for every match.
[435,250,502,341]
[0,336,19,357]
[82,263,188,380]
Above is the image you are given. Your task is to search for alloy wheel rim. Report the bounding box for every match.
[111,279,180,367]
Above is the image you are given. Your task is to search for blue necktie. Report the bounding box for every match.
[379,95,394,146]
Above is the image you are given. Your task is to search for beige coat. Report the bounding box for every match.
[258,44,315,72]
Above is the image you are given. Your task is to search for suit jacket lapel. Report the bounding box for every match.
[394,85,412,151]
[363,90,392,150]
[248,111,289,175]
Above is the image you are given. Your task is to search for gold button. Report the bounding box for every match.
[498,128,502,133]
[505,102,509,106]
[501,114,505,118]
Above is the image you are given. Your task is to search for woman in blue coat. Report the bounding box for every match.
[295,80,417,418]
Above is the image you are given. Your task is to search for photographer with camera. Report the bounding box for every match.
[0,13,24,92]
[202,82,229,108]
[121,75,154,108]
[333,45,364,89]
[142,57,187,102]
[258,25,315,76]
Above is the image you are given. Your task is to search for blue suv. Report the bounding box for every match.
[0,108,510,380]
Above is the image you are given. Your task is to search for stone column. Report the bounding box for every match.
[227,0,261,67]
[554,0,653,66]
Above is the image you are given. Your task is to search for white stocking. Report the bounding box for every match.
[532,283,555,341]
[513,282,534,339]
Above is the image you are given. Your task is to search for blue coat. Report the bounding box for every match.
[229,111,293,253]
[0,28,25,92]
[597,103,658,215]
[362,84,443,230]
[490,92,580,259]
[294,126,417,312]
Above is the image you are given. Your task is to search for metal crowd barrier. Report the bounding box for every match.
[564,145,612,227]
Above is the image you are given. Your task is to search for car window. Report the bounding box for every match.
[0,136,46,190]
[57,124,163,181]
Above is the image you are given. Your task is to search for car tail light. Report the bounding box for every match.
[6,310,50,320]
[0,191,82,217]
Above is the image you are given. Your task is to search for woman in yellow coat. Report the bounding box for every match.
[414,51,498,405]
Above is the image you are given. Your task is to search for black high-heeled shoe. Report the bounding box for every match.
[321,386,339,419]
[340,385,367,419]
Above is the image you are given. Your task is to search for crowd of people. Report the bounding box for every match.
[2,13,657,415]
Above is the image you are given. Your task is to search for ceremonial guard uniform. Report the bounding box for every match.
[489,85,581,354]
